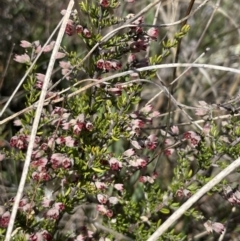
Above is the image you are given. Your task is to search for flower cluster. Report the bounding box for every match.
[27,230,52,241]
[96,59,122,72]
[183,131,201,147]
[14,40,65,64]
[204,220,225,234]
[0,211,10,228]
[65,19,91,38]
[222,186,240,205]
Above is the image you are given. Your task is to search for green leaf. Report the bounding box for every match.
[160,208,170,214]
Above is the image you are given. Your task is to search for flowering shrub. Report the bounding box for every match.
[2,1,240,241]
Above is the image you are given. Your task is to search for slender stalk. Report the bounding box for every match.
[146,156,240,241]
[4,1,74,240]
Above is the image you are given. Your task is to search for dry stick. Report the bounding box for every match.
[146,49,208,105]
[0,43,15,91]
[141,0,210,28]
[172,0,195,83]
[146,156,240,241]
[145,2,161,58]
[122,78,203,132]
[189,0,222,62]
[1,62,240,126]
[4,1,74,240]
[0,18,64,118]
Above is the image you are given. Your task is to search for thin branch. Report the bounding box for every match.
[172,0,195,83]
[0,17,64,118]
[145,2,162,58]
[4,1,74,240]
[146,48,209,105]
[189,0,222,62]
[122,78,202,132]
[1,62,240,126]
[140,0,210,28]
[146,156,240,241]
[0,43,15,91]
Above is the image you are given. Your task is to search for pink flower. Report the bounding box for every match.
[65,19,75,36]
[32,149,45,159]
[62,157,73,169]
[97,194,108,204]
[128,53,137,64]
[76,235,84,241]
[28,233,42,241]
[86,121,93,131]
[95,182,107,190]
[149,111,160,119]
[97,205,108,215]
[147,27,158,40]
[50,153,65,169]
[133,16,144,25]
[175,189,191,198]
[212,222,225,234]
[35,44,42,54]
[123,148,135,157]
[45,207,59,220]
[104,60,112,71]
[109,196,118,205]
[129,72,139,80]
[204,220,225,234]
[0,211,10,228]
[139,176,154,183]
[54,202,65,211]
[164,148,174,156]
[64,136,77,147]
[100,0,110,7]
[10,134,27,150]
[140,104,153,114]
[109,157,122,170]
[14,53,30,63]
[96,59,105,69]
[43,41,55,53]
[59,61,72,69]
[41,230,52,241]
[55,52,66,59]
[35,73,45,89]
[107,87,122,96]
[83,28,91,38]
[171,125,179,135]
[76,25,83,34]
[13,119,22,126]
[42,197,53,207]
[56,136,65,145]
[129,157,147,167]
[145,134,158,150]
[32,171,50,181]
[183,131,201,147]
[20,40,32,48]
[110,60,122,70]
[114,183,124,191]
